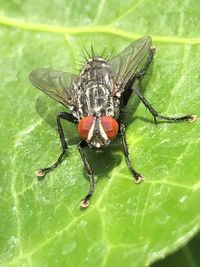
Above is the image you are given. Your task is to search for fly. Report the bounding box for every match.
[29,36,196,208]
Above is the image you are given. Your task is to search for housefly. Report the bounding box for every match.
[29,36,196,208]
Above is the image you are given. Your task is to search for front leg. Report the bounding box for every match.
[133,87,197,123]
[36,112,78,178]
[78,140,94,208]
[120,124,144,183]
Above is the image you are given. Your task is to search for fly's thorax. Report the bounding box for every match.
[80,57,110,76]
[73,57,119,119]
[77,116,119,148]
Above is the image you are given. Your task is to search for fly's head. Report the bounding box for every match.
[77,116,119,149]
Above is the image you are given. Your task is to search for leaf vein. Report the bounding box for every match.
[1,15,200,44]
[139,184,153,226]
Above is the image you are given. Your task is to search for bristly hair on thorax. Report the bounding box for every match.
[73,44,113,71]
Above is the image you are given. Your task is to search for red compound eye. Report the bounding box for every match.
[101,116,119,140]
[78,116,94,139]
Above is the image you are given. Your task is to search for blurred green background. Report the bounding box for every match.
[0,1,200,266]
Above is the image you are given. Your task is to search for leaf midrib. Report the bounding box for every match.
[1,15,200,45]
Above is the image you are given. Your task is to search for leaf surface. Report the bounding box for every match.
[0,1,200,266]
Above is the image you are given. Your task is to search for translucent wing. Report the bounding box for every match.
[109,36,152,90]
[29,69,77,107]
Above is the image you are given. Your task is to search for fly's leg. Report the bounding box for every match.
[120,124,144,183]
[78,140,94,208]
[36,112,78,178]
[133,87,197,123]
[136,47,156,79]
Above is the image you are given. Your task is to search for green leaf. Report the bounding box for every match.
[0,1,200,267]
[152,233,200,267]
